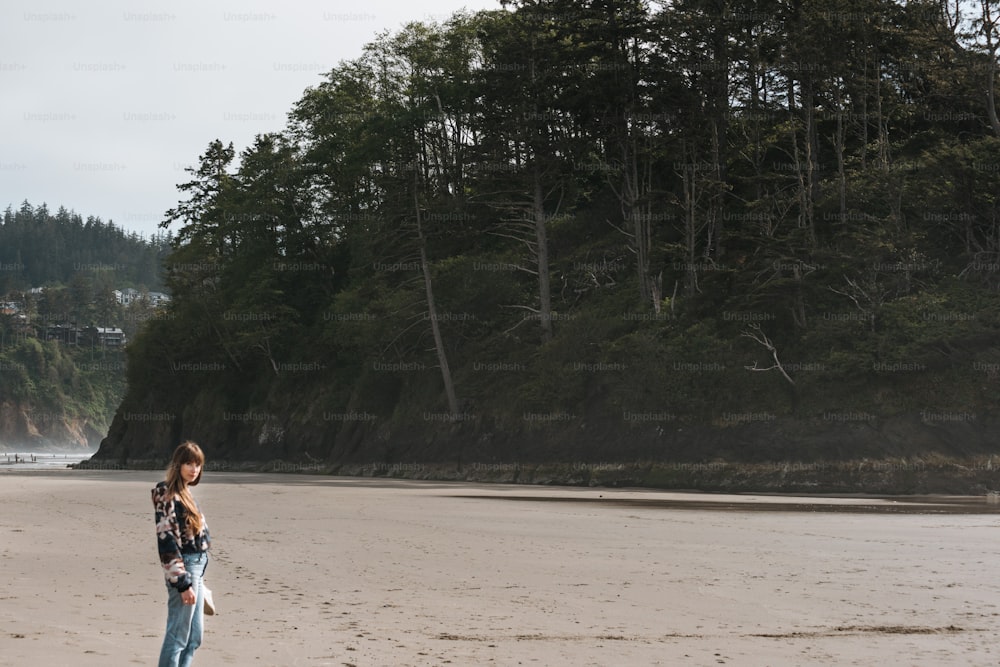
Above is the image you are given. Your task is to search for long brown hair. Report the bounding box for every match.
[165,441,205,536]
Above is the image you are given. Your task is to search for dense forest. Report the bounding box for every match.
[92,0,1000,490]
[0,201,168,294]
[0,202,170,450]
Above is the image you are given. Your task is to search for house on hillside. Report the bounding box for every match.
[114,287,141,306]
[115,288,171,308]
[148,291,171,307]
[82,326,126,348]
[45,324,81,345]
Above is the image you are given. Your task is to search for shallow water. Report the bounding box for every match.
[0,452,91,471]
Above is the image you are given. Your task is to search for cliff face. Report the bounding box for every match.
[88,394,1000,495]
[0,400,104,451]
[88,383,1000,471]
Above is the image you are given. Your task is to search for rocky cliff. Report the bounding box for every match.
[0,400,104,451]
[85,384,1000,493]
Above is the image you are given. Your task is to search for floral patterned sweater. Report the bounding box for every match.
[152,481,211,591]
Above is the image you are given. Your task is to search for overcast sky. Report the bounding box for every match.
[1,0,500,238]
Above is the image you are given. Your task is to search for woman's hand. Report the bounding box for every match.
[180,587,196,605]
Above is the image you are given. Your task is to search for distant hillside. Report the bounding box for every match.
[0,338,123,451]
[0,201,168,451]
[0,201,170,294]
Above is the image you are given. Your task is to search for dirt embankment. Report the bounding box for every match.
[0,400,103,451]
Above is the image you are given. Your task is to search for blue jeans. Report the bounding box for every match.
[158,552,208,667]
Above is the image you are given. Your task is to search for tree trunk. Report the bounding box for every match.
[860,52,869,171]
[621,133,652,305]
[790,116,810,238]
[987,57,1000,136]
[413,181,459,415]
[874,51,889,171]
[982,0,1000,136]
[681,143,700,296]
[834,84,848,226]
[532,164,554,342]
[709,0,729,260]
[801,76,818,247]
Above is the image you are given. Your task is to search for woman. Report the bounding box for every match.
[153,441,211,667]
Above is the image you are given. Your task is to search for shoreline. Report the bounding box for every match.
[26,466,1000,513]
[0,451,93,470]
[73,454,1000,495]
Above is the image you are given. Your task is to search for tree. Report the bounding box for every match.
[472,3,597,341]
[973,0,1000,135]
[162,139,237,251]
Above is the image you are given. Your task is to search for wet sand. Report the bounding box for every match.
[1,470,999,666]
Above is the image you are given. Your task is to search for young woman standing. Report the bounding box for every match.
[153,441,211,667]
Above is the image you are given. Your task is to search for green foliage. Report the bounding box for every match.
[110,0,1000,463]
[0,337,126,430]
[0,201,169,294]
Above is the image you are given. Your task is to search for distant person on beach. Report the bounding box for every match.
[153,441,211,667]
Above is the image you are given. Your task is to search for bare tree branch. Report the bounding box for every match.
[741,323,795,386]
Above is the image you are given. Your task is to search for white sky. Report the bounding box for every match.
[0,0,500,238]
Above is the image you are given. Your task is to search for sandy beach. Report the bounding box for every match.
[2,471,999,666]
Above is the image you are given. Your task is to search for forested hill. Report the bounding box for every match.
[0,201,168,293]
[91,1,1000,491]
[0,201,170,451]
